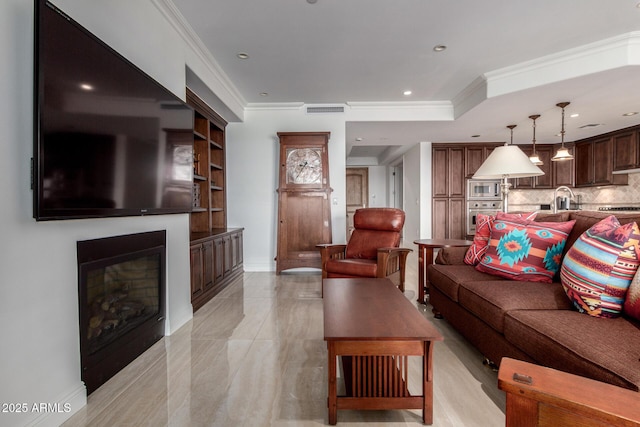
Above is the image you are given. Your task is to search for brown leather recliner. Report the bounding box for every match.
[317,208,411,293]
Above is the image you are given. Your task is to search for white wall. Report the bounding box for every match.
[367,166,389,207]
[0,1,198,425]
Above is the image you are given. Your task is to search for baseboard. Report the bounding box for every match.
[26,383,86,427]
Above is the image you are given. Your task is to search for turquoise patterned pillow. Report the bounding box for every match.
[560,215,640,318]
[476,218,575,283]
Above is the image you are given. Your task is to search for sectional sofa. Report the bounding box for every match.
[428,210,640,391]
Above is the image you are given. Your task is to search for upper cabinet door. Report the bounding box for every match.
[612,131,639,171]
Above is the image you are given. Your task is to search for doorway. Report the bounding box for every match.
[346,167,368,237]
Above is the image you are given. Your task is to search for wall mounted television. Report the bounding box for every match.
[33,0,194,221]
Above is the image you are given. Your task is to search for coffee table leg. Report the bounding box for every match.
[423,340,435,424]
[327,342,337,425]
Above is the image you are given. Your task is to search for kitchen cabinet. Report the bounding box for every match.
[433,146,465,197]
[190,228,244,312]
[432,198,466,240]
[575,138,627,187]
[513,145,553,189]
[552,145,575,187]
[613,130,639,171]
[433,143,500,239]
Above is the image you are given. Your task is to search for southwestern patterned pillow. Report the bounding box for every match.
[624,268,640,321]
[464,212,537,266]
[561,215,640,318]
[476,217,575,283]
[464,213,494,265]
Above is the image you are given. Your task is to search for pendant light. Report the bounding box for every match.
[551,102,574,161]
[473,124,544,212]
[528,114,543,165]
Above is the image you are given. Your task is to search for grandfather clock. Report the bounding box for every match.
[276,132,332,274]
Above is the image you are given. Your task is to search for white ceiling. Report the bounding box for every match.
[172,0,640,164]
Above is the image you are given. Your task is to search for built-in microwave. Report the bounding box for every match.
[467,179,501,200]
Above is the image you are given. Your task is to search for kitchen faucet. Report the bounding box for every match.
[553,186,575,213]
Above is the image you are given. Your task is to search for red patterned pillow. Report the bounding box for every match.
[464,212,537,265]
[561,215,640,318]
[476,217,575,283]
[464,213,494,265]
[624,269,640,321]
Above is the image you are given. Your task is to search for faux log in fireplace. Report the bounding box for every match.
[77,230,166,394]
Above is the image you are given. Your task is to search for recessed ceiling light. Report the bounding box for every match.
[471,134,480,138]
[623,111,639,116]
[403,90,412,96]
[236,52,249,59]
[570,113,579,118]
[79,83,94,91]
[355,137,363,142]
[259,92,268,97]
[433,45,447,52]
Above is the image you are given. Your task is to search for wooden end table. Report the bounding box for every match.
[323,278,443,425]
[413,239,473,304]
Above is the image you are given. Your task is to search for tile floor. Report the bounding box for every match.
[62,250,505,426]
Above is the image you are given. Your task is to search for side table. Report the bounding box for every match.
[414,239,473,304]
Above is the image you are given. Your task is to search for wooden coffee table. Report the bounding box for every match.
[323,278,444,425]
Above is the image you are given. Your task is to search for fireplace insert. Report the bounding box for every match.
[77,230,166,394]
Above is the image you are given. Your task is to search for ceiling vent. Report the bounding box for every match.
[578,123,603,129]
[306,105,345,114]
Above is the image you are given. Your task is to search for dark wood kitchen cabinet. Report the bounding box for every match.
[433,146,465,197]
[190,228,244,312]
[513,145,553,189]
[613,130,639,171]
[552,145,575,187]
[575,137,627,187]
[432,198,466,240]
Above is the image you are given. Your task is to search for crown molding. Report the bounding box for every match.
[151,0,246,116]
[485,31,640,98]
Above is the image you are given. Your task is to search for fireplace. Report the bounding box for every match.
[77,230,166,394]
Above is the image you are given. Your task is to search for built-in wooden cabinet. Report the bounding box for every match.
[432,198,466,240]
[432,143,500,239]
[574,137,627,187]
[513,145,554,189]
[613,130,639,171]
[433,146,465,198]
[190,229,243,312]
[552,145,575,187]
[187,88,243,311]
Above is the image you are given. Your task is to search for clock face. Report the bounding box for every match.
[286,148,323,184]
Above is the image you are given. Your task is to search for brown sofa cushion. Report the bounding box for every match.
[459,280,573,333]
[504,309,640,391]
[428,264,496,302]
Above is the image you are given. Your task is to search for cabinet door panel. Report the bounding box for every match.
[432,148,448,197]
[202,240,214,291]
[613,131,638,170]
[593,137,612,185]
[465,146,484,178]
[213,237,224,283]
[432,199,448,240]
[574,142,593,186]
[190,245,204,298]
[449,198,466,240]
[449,148,465,197]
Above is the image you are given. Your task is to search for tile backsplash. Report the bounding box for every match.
[508,173,640,211]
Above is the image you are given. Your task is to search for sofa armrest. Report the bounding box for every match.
[317,244,347,279]
[435,246,469,265]
[498,357,640,427]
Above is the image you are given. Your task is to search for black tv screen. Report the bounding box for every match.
[34,0,194,221]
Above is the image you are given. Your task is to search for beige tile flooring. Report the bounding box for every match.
[63,250,505,426]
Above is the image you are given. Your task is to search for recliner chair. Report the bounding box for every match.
[318,208,411,293]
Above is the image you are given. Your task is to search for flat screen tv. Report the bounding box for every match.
[34,0,194,221]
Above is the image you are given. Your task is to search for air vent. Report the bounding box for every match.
[306,106,345,114]
[578,123,603,129]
